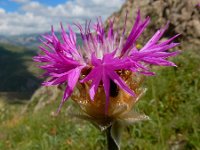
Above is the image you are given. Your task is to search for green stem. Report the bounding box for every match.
[106,126,119,150]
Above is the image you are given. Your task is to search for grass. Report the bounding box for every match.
[0,49,200,150]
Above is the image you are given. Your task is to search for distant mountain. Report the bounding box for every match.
[0,32,82,49]
[0,34,40,49]
[0,32,83,101]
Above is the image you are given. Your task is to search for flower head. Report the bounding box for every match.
[34,10,180,114]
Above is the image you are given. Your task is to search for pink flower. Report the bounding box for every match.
[34,10,180,113]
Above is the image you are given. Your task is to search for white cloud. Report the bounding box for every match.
[21,1,42,10]
[0,8,5,14]
[0,0,125,35]
[10,0,30,3]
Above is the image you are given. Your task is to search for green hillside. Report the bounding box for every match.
[0,44,41,100]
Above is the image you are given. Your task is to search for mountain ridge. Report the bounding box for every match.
[0,32,82,49]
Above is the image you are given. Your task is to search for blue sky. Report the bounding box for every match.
[0,0,67,12]
[0,0,124,35]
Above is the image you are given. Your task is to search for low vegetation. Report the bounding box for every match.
[0,48,199,150]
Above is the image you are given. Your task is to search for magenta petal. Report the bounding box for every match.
[81,68,98,83]
[63,67,82,101]
[68,26,76,45]
[158,34,181,46]
[89,72,102,101]
[140,71,155,76]
[149,51,181,58]
[107,19,114,40]
[143,22,169,48]
[102,72,110,114]
[142,58,177,66]
[108,71,135,96]
[57,67,82,113]
[122,10,150,55]
[51,74,69,85]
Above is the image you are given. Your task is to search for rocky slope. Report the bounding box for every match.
[105,0,200,48]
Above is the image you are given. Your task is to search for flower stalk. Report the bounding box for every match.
[106,126,119,150]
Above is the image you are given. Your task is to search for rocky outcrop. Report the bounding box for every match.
[22,86,62,114]
[106,0,200,47]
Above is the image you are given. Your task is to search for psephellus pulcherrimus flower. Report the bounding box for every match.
[34,10,180,149]
[34,11,180,124]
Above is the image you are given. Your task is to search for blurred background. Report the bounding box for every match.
[0,0,200,149]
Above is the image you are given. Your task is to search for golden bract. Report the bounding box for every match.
[72,72,144,120]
